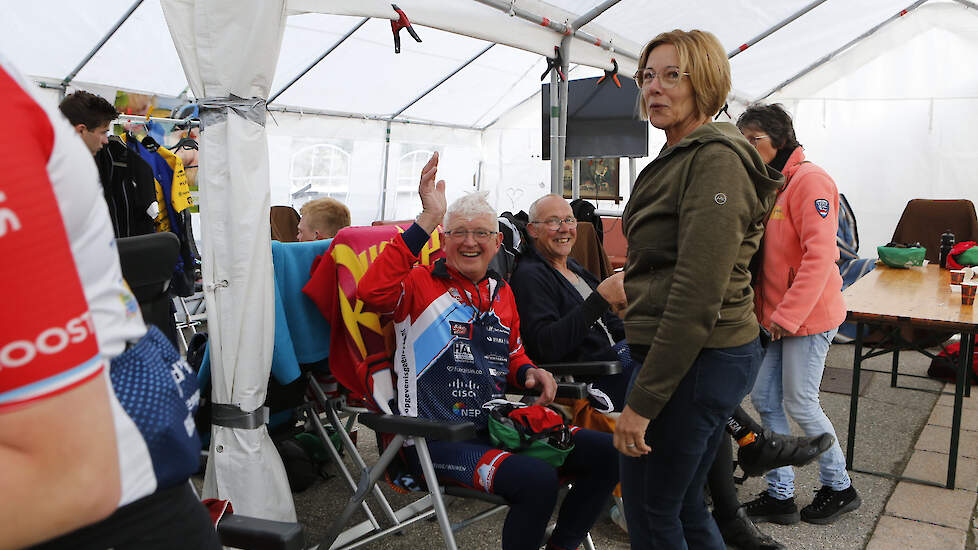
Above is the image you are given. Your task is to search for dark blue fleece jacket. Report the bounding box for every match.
[509,245,625,364]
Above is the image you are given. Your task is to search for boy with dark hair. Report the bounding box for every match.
[58,91,118,155]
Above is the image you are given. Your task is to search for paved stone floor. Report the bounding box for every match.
[208,341,978,549]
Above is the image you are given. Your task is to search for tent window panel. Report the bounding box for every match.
[290,142,352,205]
[392,147,439,220]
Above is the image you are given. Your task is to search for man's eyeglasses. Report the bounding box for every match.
[530,217,578,230]
[746,135,769,146]
[444,229,499,242]
[633,67,689,89]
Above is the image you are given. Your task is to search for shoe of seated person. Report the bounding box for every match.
[800,485,861,525]
[715,508,786,550]
[738,430,835,478]
[742,492,800,525]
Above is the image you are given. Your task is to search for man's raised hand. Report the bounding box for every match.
[416,152,446,233]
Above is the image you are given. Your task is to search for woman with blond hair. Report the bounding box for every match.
[614,29,782,549]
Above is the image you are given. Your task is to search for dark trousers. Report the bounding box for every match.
[621,339,762,550]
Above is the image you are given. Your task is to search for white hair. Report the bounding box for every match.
[444,191,496,229]
[528,193,566,222]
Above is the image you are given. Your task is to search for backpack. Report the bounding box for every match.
[570,199,603,244]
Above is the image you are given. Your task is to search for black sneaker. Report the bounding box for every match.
[738,430,835,478]
[742,492,800,525]
[715,508,786,550]
[800,485,861,525]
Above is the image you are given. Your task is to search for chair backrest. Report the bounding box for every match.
[271,205,300,242]
[569,221,613,280]
[890,199,978,263]
[302,224,444,402]
[117,232,180,343]
[600,216,627,270]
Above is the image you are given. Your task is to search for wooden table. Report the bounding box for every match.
[843,264,978,488]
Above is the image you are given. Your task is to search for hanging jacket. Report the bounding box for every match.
[124,135,196,296]
[94,137,158,237]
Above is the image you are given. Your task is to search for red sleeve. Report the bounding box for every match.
[770,167,841,333]
[0,66,103,411]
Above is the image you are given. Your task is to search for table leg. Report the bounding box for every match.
[847,322,864,470]
[966,337,972,398]
[891,344,900,388]
[946,332,972,488]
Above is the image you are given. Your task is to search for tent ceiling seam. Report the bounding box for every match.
[391,43,495,120]
[755,0,932,102]
[727,0,830,58]
[268,17,369,105]
[62,0,144,87]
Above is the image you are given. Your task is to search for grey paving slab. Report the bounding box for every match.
[866,515,966,550]
[884,482,977,531]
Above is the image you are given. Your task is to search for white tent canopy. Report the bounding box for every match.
[5,0,977,518]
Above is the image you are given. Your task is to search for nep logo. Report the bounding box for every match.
[451,401,480,417]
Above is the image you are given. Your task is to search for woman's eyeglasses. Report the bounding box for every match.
[633,67,689,89]
[746,135,769,146]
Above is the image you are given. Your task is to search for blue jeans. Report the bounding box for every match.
[750,329,851,499]
[621,339,762,550]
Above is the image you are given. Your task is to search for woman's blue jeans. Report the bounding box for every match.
[750,328,851,499]
[621,338,762,550]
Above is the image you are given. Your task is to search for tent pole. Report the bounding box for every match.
[727,0,830,58]
[572,0,622,28]
[268,17,368,105]
[265,105,476,131]
[572,158,580,199]
[379,121,393,220]
[557,36,570,193]
[390,44,495,119]
[470,0,638,62]
[628,158,637,192]
[755,0,929,100]
[951,0,978,10]
[549,69,560,194]
[62,0,144,88]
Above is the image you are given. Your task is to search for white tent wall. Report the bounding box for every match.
[265,111,484,224]
[766,2,978,255]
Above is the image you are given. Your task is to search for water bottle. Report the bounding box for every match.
[940,230,955,268]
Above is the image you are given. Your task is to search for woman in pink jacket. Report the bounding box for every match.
[737,104,860,527]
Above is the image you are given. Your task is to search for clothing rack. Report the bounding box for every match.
[113,113,200,128]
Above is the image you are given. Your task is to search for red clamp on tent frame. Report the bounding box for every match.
[596,58,621,88]
[540,46,566,81]
[390,4,422,53]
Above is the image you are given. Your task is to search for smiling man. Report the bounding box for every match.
[355,153,619,550]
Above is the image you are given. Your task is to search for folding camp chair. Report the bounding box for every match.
[301,224,616,550]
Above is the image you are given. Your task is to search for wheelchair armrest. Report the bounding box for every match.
[555,382,587,399]
[538,361,622,377]
[358,413,478,442]
[216,514,304,550]
[509,382,588,400]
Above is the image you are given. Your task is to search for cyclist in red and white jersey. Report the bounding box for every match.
[1,54,217,550]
